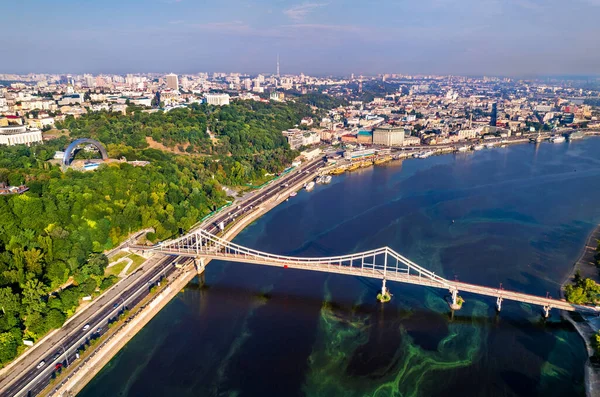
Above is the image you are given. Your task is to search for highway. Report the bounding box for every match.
[0,157,325,397]
[203,158,325,234]
[4,256,178,397]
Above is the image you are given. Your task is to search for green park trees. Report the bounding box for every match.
[0,98,316,366]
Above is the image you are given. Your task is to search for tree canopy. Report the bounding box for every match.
[0,99,315,366]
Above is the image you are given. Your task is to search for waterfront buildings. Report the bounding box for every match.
[373,125,405,146]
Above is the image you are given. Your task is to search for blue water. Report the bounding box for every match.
[80,139,600,397]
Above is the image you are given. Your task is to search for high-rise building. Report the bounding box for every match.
[373,125,405,146]
[84,74,95,88]
[490,102,497,127]
[166,73,179,90]
[277,53,280,77]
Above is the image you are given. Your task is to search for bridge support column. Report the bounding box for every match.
[194,257,206,275]
[543,305,550,318]
[449,289,463,311]
[496,296,503,312]
[377,278,391,303]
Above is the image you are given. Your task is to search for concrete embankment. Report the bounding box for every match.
[47,168,318,396]
[560,225,600,397]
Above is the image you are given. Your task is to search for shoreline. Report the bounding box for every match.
[46,167,319,396]
[44,136,600,395]
[560,224,600,397]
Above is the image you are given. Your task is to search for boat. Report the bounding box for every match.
[322,175,332,184]
[359,160,373,168]
[330,167,346,175]
[472,144,484,151]
[457,146,469,152]
[418,151,434,159]
[550,135,565,143]
[375,155,392,165]
[315,176,325,184]
[485,143,496,149]
[305,181,315,191]
[529,133,544,143]
[569,131,584,140]
[289,192,297,197]
[500,144,507,148]
[346,163,361,172]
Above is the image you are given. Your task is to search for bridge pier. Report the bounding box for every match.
[543,305,550,318]
[496,296,503,312]
[449,289,463,311]
[377,278,391,303]
[194,257,206,275]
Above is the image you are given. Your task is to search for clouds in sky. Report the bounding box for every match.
[1,0,599,76]
[283,3,328,21]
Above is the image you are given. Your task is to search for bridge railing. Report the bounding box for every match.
[156,230,453,290]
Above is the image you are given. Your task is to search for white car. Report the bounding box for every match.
[83,324,90,331]
[36,361,45,369]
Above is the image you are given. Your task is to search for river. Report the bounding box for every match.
[80,138,600,397]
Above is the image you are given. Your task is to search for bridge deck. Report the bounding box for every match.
[142,247,598,315]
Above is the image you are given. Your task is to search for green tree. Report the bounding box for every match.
[0,332,18,364]
[45,309,66,330]
[21,279,47,314]
[0,288,21,315]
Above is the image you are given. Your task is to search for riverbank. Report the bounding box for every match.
[560,224,600,397]
[46,167,319,396]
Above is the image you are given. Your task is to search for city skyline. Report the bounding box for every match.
[2,0,600,76]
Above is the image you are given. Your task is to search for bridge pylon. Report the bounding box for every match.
[543,305,550,318]
[377,278,391,303]
[496,296,503,312]
[449,288,463,311]
[194,257,206,275]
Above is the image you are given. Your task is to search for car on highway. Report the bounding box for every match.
[82,324,90,331]
[53,353,60,360]
[36,361,45,369]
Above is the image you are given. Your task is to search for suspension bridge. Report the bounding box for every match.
[132,229,599,317]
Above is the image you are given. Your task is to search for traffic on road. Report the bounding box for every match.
[1,157,325,397]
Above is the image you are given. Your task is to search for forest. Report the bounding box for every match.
[0,99,316,365]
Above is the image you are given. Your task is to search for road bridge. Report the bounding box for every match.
[132,229,600,318]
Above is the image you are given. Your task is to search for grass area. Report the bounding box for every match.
[126,254,146,275]
[108,251,130,264]
[105,259,129,277]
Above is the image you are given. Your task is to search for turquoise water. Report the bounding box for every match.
[80,138,600,396]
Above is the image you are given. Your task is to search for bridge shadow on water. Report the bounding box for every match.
[184,276,576,332]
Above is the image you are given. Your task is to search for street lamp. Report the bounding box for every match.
[60,344,69,366]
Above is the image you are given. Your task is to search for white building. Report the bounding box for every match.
[302,132,320,146]
[373,126,404,146]
[457,129,479,140]
[131,97,152,107]
[300,148,322,161]
[0,125,43,146]
[205,93,230,106]
[403,136,421,146]
[166,73,179,91]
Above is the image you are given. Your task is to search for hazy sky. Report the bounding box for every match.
[2,0,600,76]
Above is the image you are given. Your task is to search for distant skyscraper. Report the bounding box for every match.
[165,73,179,90]
[84,74,95,88]
[490,102,497,127]
[277,54,280,77]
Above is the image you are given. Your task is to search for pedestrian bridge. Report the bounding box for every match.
[132,229,599,317]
